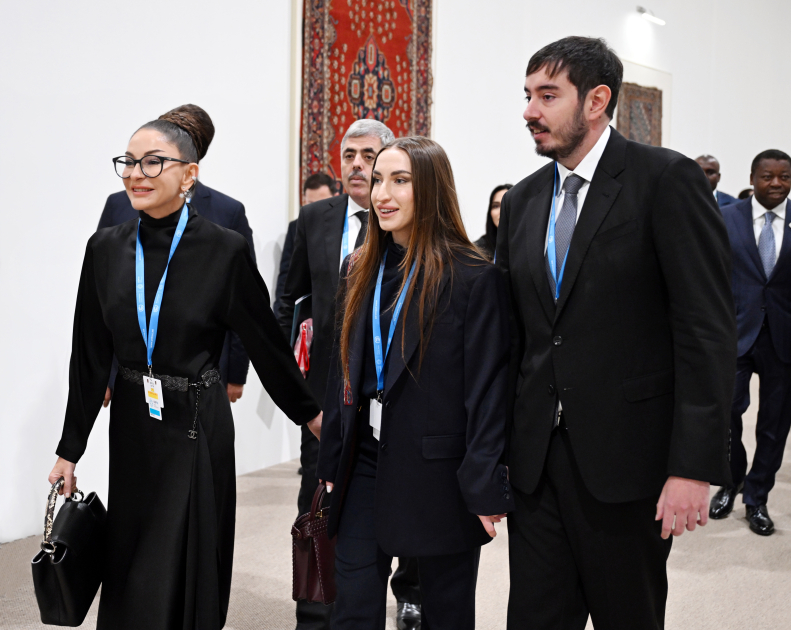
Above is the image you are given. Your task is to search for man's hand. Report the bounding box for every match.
[656,476,710,539]
[227,383,244,403]
[103,387,112,408]
[307,412,323,440]
[48,457,77,498]
[478,514,507,538]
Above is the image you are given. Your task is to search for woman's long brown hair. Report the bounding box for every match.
[339,136,482,384]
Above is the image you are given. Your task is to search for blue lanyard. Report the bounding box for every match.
[546,163,567,300]
[135,204,189,370]
[341,211,350,264]
[372,251,417,395]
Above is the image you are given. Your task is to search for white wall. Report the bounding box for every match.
[433,0,791,241]
[0,1,301,542]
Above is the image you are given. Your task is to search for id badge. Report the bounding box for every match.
[143,376,164,408]
[369,399,382,441]
[148,400,163,420]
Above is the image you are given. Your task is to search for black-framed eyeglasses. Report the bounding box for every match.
[112,155,191,179]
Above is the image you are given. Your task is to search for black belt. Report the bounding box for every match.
[118,365,221,440]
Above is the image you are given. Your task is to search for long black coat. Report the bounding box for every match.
[497,127,737,503]
[57,206,320,630]
[317,252,515,557]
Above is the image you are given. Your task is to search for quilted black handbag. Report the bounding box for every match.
[31,477,107,626]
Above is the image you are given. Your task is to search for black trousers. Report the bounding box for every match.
[507,428,672,630]
[333,451,480,630]
[730,324,791,507]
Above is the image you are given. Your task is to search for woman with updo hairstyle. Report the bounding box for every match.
[316,137,514,629]
[49,113,322,629]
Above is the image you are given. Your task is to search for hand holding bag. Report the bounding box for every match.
[31,477,107,626]
[291,483,336,604]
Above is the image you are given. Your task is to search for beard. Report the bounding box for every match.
[528,102,589,161]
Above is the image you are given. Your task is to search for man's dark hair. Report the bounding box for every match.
[751,149,791,175]
[526,36,623,119]
[303,172,336,194]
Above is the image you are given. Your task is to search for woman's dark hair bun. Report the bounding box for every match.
[157,104,215,162]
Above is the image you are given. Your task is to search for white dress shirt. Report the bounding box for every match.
[340,196,368,269]
[544,126,612,252]
[751,196,787,263]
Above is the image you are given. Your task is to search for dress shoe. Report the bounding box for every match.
[397,602,422,630]
[709,482,743,519]
[746,504,775,536]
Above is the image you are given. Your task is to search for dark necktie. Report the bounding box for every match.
[354,211,369,249]
[545,174,585,299]
[758,211,777,278]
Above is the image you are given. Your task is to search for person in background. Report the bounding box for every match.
[500,37,735,629]
[318,136,513,630]
[739,188,754,200]
[474,183,513,261]
[711,150,791,536]
[273,173,338,320]
[696,154,738,207]
[98,104,254,405]
[49,111,321,630]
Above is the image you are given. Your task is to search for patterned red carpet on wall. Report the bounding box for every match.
[301,0,433,191]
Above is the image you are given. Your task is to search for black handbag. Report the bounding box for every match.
[31,477,107,626]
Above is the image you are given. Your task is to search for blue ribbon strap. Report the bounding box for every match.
[135,204,189,369]
[546,163,569,301]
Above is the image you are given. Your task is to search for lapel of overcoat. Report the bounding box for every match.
[553,129,626,321]
[323,194,350,295]
[342,284,373,425]
[523,171,557,324]
[383,266,451,395]
[735,200,766,280]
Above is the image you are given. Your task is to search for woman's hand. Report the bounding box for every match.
[319,479,334,493]
[307,412,323,440]
[48,457,77,498]
[478,514,507,538]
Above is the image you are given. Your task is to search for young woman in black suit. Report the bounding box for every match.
[317,136,514,630]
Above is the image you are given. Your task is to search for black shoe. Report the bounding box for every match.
[397,602,422,630]
[709,482,743,519]
[746,504,775,536]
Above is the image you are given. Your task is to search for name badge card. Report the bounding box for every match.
[369,399,382,440]
[143,375,164,408]
[148,400,162,420]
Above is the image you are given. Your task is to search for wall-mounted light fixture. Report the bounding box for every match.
[637,6,666,26]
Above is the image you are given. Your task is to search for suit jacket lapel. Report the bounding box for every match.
[342,285,372,424]
[735,201,765,279]
[554,130,625,319]
[770,200,791,280]
[323,194,349,293]
[384,269,451,394]
[523,173,556,323]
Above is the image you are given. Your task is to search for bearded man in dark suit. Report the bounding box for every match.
[498,37,736,629]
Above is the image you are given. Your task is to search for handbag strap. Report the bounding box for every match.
[309,483,328,522]
[41,477,83,554]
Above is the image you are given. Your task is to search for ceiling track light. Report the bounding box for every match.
[637,6,666,26]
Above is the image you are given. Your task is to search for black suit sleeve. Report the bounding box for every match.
[457,266,515,516]
[223,239,320,424]
[276,209,312,342]
[652,157,737,484]
[273,220,298,318]
[316,256,350,484]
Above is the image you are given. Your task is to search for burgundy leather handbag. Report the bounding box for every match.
[291,483,336,604]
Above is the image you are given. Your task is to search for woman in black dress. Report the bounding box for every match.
[474,183,512,261]
[48,115,321,629]
[317,137,514,630]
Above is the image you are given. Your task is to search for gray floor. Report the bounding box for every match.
[2,375,789,629]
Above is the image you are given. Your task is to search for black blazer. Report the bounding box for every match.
[273,219,298,318]
[97,181,255,385]
[722,198,791,362]
[317,253,515,557]
[497,127,737,503]
[276,194,362,402]
[716,190,738,207]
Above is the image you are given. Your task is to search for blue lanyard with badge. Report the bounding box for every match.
[547,163,568,301]
[370,251,417,440]
[136,203,189,420]
[341,212,350,266]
